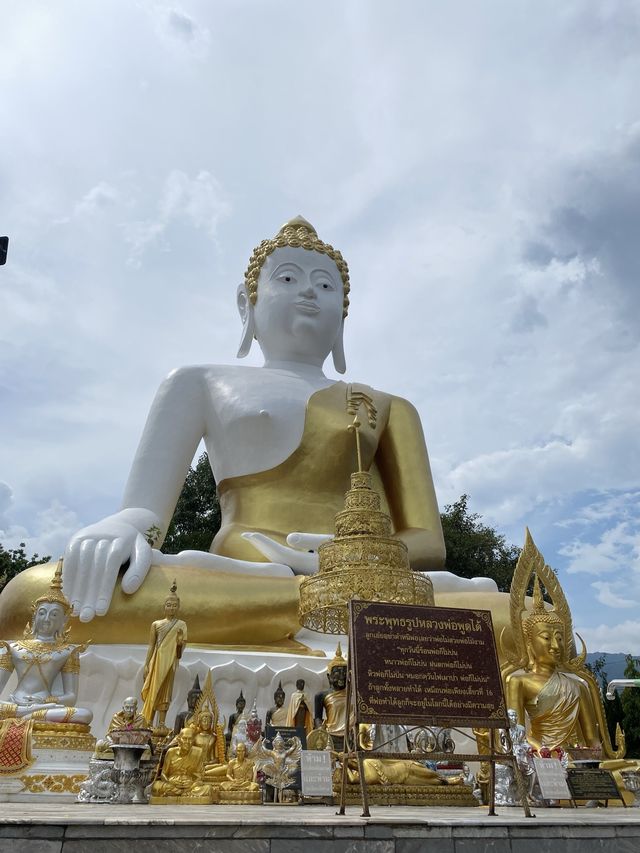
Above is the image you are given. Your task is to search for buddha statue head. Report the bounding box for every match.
[523,577,567,671]
[25,559,71,641]
[327,641,347,690]
[163,579,180,618]
[187,674,202,713]
[273,681,285,708]
[196,708,214,733]
[235,690,246,715]
[237,217,349,373]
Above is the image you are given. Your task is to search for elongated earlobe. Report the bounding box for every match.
[236,284,255,359]
[332,321,347,374]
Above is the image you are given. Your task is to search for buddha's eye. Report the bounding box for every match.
[277,273,295,284]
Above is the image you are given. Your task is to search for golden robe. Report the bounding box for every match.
[141,617,187,723]
[526,670,586,750]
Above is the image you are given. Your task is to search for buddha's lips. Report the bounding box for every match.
[295,300,320,313]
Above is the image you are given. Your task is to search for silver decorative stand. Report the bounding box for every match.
[111,744,154,804]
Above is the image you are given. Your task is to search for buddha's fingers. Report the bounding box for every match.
[120,533,152,595]
[79,537,126,622]
[74,538,101,619]
[64,538,83,612]
[241,532,318,574]
[94,538,121,616]
[287,533,332,550]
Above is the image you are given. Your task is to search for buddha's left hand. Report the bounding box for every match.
[240,532,331,575]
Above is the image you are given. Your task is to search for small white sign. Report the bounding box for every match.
[301,750,333,796]
[533,756,571,800]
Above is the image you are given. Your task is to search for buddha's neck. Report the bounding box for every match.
[533,663,558,677]
[262,359,328,379]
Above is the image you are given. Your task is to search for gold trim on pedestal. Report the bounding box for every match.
[18,773,87,794]
[32,721,96,753]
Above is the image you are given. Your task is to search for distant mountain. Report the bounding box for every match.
[585,652,632,683]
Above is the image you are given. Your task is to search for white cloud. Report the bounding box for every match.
[123,169,230,264]
[592,581,636,610]
[0,1,639,647]
[578,621,640,656]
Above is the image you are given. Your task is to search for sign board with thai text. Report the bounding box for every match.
[301,750,333,796]
[349,600,507,729]
[566,768,622,803]
[532,757,571,800]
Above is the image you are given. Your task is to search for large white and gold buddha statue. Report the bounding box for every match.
[0,217,502,647]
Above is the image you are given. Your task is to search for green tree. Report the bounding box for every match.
[0,543,51,594]
[585,655,624,746]
[621,655,640,758]
[162,452,221,554]
[439,495,520,592]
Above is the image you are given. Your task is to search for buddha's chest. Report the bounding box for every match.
[202,369,333,480]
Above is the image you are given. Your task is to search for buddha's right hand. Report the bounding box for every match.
[64,508,160,622]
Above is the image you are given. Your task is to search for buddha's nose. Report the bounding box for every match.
[300,283,316,298]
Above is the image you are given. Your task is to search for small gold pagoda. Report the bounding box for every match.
[299,387,434,633]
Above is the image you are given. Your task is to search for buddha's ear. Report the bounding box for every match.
[332,320,347,374]
[236,284,255,359]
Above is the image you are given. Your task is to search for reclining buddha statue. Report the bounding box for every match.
[0,217,509,648]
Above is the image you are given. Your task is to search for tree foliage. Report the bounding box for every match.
[439,495,520,592]
[0,543,51,594]
[162,452,221,554]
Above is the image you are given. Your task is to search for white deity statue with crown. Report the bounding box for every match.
[0,560,92,726]
[0,216,509,655]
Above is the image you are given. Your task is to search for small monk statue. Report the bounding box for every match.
[265,682,288,729]
[0,560,92,725]
[220,742,259,792]
[150,727,212,802]
[286,678,313,733]
[314,643,347,750]
[141,580,187,731]
[107,696,147,732]
[173,674,202,736]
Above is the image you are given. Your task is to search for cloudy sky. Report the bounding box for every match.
[1,1,639,653]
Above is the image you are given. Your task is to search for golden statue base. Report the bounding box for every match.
[337,783,479,807]
[32,722,96,753]
[219,789,262,805]
[149,790,219,805]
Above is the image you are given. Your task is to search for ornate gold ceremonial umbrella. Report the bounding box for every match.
[298,387,433,634]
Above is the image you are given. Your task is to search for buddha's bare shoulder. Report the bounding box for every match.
[164,363,264,384]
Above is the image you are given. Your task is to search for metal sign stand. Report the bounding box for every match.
[337,602,533,819]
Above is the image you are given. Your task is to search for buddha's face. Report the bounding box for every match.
[236,697,246,713]
[33,602,66,640]
[330,665,347,690]
[164,598,179,617]
[199,712,213,731]
[253,246,344,365]
[527,620,565,668]
[274,690,285,708]
[236,742,247,761]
